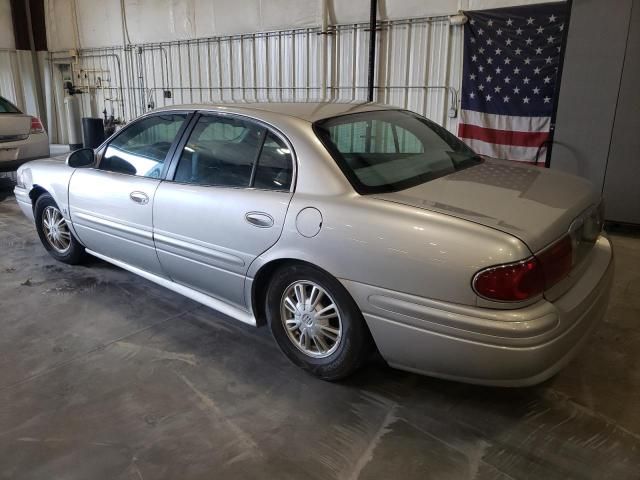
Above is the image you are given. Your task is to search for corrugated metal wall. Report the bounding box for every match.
[0,50,30,110]
[0,50,48,121]
[47,16,463,143]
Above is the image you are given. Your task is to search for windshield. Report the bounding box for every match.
[313,110,482,194]
[0,97,21,114]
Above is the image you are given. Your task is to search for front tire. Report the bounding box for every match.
[34,194,85,265]
[265,264,373,381]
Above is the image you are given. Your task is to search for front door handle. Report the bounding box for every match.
[130,191,149,205]
[245,211,274,228]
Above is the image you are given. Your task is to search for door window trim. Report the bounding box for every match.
[164,110,297,193]
[94,110,196,179]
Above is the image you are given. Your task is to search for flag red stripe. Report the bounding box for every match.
[458,123,549,147]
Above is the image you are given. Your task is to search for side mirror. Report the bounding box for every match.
[66,148,95,168]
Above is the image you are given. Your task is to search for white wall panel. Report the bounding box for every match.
[15,51,38,115]
[44,0,323,50]
[42,0,562,50]
[0,0,14,49]
[39,0,564,144]
[467,0,563,10]
[331,0,459,23]
[206,0,261,36]
[384,0,464,19]
[0,50,47,120]
[45,0,77,50]
[327,0,559,23]
[46,17,464,144]
[0,51,20,103]
[259,0,320,31]
[76,0,123,47]
[125,0,195,43]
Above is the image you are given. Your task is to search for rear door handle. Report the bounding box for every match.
[245,212,274,228]
[130,191,149,205]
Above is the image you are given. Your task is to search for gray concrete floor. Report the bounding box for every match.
[0,191,639,480]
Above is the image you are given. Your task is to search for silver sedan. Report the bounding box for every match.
[0,96,49,171]
[13,102,613,385]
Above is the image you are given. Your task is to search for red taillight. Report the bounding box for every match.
[473,258,544,302]
[473,235,574,302]
[30,116,44,134]
[537,235,573,288]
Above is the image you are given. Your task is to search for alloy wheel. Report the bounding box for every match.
[280,280,343,358]
[42,206,71,254]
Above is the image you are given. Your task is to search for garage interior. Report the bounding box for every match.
[1,0,640,478]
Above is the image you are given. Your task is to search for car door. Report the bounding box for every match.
[69,112,191,276]
[153,112,295,308]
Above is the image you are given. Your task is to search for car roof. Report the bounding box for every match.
[153,101,398,123]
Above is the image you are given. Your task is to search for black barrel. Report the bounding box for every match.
[81,118,105,149]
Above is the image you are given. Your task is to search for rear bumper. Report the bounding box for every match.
[342,235,614,386]
[0,133,49,171]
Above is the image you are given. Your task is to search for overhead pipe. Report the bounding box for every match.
[367,0,378,102]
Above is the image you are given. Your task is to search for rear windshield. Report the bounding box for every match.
[0,97,21,114]
[313,110,481,194]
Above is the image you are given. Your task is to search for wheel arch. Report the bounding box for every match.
[252,256,377,379]
[250,258,358,328]
[28,184,49,207]
[28,180,84,247]
[251,258,311,326]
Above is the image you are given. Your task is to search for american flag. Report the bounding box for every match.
[458,3,568,163]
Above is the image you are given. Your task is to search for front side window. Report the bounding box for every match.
[314,110,481,194]
[100,114,187,177]
[174,115,293,190]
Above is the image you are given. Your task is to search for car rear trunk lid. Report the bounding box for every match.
[0,114,31,142]
[373,159,601,255]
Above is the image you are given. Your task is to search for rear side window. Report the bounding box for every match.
[174,115,293,191]
[314,110,481,194]
[174,115,265,187]
[0,97,21,113]
[100,114,187,178]
[253,131,293,190]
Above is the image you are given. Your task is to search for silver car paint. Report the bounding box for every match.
[347,235,613,386]
[14,158,74,224]
[374,159,600,253]
[153,182,292,308]
[68,169,165,276]
[0,111,49,166]
[14,102,613,385]
[0,112,32,136]
[247,191,534,308]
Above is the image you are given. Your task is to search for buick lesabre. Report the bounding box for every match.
[14,102,613,385]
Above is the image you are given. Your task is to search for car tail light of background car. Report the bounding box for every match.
[30,116,45,134]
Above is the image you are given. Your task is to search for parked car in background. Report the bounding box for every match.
[12,102,613,385]
[0,96,49,172]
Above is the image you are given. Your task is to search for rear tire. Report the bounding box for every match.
[34,194,85,265]
[265,263,373,381]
